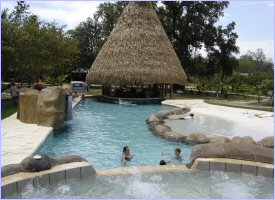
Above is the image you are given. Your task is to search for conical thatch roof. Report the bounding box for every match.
[86,2,187,86]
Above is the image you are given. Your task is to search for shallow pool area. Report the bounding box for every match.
[12,170,274,199]
[165,113,266,140]
[36,99,191,169]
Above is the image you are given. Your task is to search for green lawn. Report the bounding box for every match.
[1,99,18,119]
[171,93,258,101]
[87,88,102,96]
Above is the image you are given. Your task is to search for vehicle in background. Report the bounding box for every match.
[70,81,88,94]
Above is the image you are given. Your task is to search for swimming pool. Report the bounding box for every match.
[36,99,191,169]
[12,170,274,199]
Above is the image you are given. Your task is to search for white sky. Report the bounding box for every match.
[1,1,274,61]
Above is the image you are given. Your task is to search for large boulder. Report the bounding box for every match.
[36,87,66,129]
[147,115,160,123]
[18,89,39,124]
[20,154,52,172]
[184,132,209,144]
[190,143,274,164]
[18,87,66,129]
[2,155,90,177]
[154,125,170,133]
[231,136,255,144]
[160,131,185,142]
[1,164,22,177]
[171,108,184,115]
[50,155,88,167]
[209,136,231,144]
[257,136,274,148]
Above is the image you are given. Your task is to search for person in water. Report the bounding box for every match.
[121,146,133,162]
[159,160,167,165]
[175,148,182,161]
[159,160,171,165]
[179,113,194,120]
[161,148,182,163]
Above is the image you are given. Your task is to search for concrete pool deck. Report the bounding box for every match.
[1,97,82,166]
[162,99,274,141]
[1,98,273,167]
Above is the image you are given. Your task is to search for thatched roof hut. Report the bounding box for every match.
[86,2,187,86]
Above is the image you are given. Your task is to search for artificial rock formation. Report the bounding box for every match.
[190,143,274,165]
[231,136,255,144]
[209,136,231,144]
[18,87,66,129]
[147,107,190,142]
[257,136,274,148]
[1,155,89,177]
[184,132,209,144]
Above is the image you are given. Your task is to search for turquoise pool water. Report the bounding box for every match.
[36,99,191,169]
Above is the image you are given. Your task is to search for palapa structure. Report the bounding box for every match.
[86,2,187,99]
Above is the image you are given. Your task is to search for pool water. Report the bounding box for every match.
[14,170,274,199]
[36,99,191,169]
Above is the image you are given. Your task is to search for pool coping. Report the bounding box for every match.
[1,97,82,167]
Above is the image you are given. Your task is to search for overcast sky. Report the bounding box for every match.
[1,1,274,61]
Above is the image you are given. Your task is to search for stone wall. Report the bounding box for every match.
[146,107,190,142]
[18,87,66,129]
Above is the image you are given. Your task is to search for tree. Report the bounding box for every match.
[240,48,273,72]
[68,17,103,70]
[1,2,79,84]
[237,59,257,73]
[11,1,30,23]
[95,2,128,40]
[260,79,274,99]
[209,22,239,96]
[157,1,229,74]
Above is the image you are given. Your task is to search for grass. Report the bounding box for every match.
[1,99,18,119]
[171,93,258,101]
[204,99,274,112]
[171,93,273,112]
[87,88,102,96]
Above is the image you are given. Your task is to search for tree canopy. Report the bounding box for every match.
[1,1,79,83]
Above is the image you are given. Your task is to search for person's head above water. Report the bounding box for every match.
[189,113,194,117]
[175,148,181,157]
[123,146,130,155]
[159,160,167,165]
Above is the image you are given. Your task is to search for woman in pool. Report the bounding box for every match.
[121,146,133,162]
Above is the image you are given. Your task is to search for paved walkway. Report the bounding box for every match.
[1,97,82,166]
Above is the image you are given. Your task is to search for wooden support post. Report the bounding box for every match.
[170,84,173,99]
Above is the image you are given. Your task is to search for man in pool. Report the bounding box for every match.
[121,146,133,162]
[161,148,183,163]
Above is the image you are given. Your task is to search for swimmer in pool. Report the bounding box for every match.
[121,146,133,162]
[175,148,182,162]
